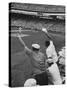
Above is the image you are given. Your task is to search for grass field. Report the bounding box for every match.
[10,15,65,87]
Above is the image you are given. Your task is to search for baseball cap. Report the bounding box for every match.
[32,44,40,49]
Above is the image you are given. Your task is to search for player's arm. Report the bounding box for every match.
[45,32,52,40]
[18,36,32,56]
[42,28,52,40]
[18,35,26,47]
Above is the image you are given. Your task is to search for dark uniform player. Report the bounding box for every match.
[18,36,48,85]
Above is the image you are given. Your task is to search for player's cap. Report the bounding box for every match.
[32,44,40,49]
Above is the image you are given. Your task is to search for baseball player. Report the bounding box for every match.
[42,28,62,85]
[18,35,48,85]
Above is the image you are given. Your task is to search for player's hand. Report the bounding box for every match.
[42,28,48,33]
